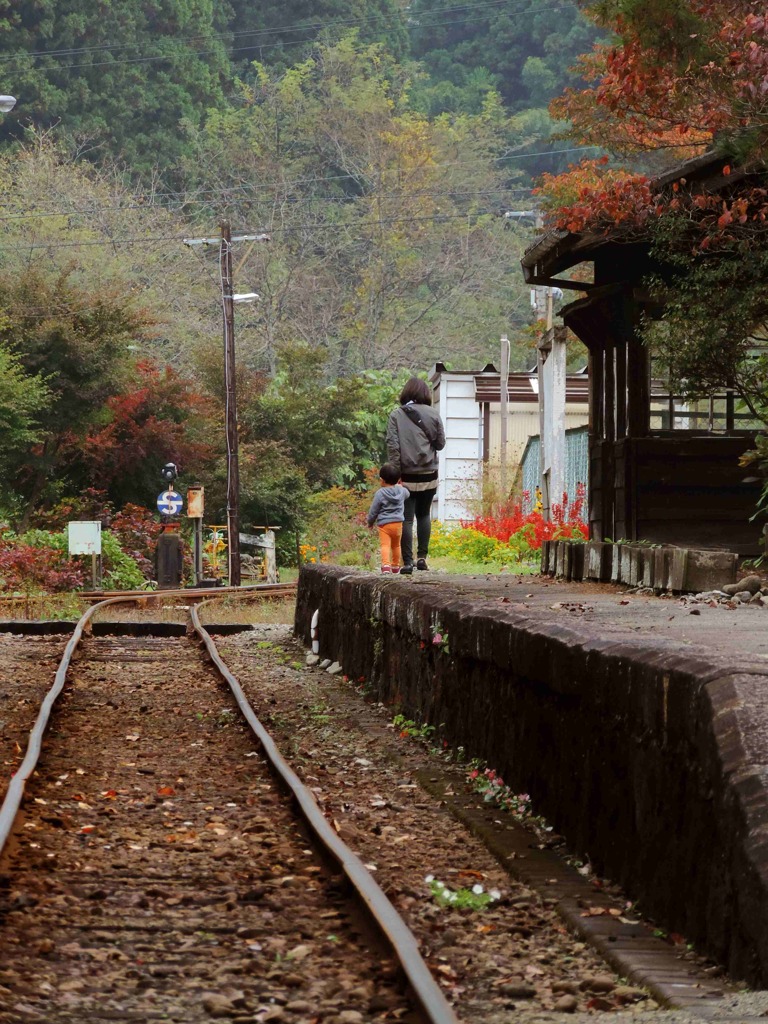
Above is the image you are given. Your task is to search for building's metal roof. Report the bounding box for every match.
[474,372,590,405]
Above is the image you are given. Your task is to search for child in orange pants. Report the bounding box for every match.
[366,463,410,573]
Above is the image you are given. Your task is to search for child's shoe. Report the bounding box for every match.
[381,565,392,574]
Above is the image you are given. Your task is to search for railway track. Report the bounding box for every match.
[0,596,458,1024]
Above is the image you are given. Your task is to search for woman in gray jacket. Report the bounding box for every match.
[385,377,446,574]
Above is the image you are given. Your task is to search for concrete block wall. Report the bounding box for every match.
[296,564,768,985]
[541,540,738,592]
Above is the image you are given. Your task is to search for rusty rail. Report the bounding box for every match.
[190,601,461,1024]
[0,592,459,1024]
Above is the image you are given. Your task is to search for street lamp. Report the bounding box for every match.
[0,96,16,113]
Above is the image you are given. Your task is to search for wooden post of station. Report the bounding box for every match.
[500,334,510,501]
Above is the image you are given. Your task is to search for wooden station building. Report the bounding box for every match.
[521,153,763,555]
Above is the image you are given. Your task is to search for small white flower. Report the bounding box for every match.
[447,891,457,902]
[424,874,434,883]
[471,884,484,895]
[435,880,446,889]
[489,888,501,901]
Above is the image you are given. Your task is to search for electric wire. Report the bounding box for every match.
[0,145,604,224]
[0,0,584,66]
[0,207,547,253]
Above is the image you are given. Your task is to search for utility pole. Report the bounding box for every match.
[184,227,270,589]
[220,221,241,586]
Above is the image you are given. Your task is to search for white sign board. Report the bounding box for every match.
[68,521,102,555]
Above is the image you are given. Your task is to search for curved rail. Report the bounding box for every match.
[0,594,135,851]
[1,592,459,1024]
[190,601,460,1024]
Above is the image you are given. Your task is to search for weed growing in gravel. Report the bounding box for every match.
[392,713,435,743]
[425,875,501,911]
[468,763,533,819]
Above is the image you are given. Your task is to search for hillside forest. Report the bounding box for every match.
[0,1,610,548]
[0,1,613,571]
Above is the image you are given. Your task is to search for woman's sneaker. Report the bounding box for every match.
[399,563,413,575]
[416,558,429,571]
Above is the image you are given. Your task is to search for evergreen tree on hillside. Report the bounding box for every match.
[0,0,232,176]
[227,0,408,66]
[408,0,603,116]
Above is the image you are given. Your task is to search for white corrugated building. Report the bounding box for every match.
[429,363,590,527]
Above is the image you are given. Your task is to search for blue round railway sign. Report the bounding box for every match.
[157,489,183,516]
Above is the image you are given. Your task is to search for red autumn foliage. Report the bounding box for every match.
[63,360,215,497]
[0,537,86,594]
[110,504,163,579]
[463,484,588,549]
[541,1,768,247]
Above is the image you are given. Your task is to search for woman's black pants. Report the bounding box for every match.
[402,488,436,566]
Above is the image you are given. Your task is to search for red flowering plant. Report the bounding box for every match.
[463,484,588,552]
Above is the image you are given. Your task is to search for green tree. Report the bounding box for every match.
[227,0,408,67]
[0,268,150,525]
[408,0,603,114]
[0,0,232,176]
[0,339,50,482]
[182,35,532,374]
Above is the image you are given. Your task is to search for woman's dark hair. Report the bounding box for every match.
[399,377,432,406]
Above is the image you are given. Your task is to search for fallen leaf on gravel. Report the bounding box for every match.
[587,997,615,1010]
[436,964,457,977]
[79,825,96,834]
[125,734,140,741]
[77,802,92,810]
[287,944,312,960]
[101,790,118,800]
[581,906,610,917]
[157,786,175,797]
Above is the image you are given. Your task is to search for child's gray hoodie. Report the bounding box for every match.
[367,484,410,527]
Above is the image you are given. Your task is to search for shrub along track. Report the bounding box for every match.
[0,597,457,1024]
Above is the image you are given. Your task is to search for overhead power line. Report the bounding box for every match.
[0,145,602,224]
[0,1,581,72]
[0,0,582,65]
[0,207,543,253]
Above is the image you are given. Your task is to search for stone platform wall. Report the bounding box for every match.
[296,564,768,986]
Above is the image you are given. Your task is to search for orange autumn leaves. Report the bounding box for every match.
[538,1,768,245]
